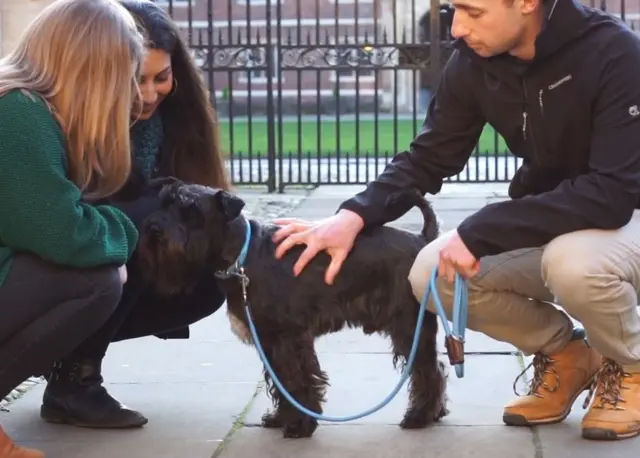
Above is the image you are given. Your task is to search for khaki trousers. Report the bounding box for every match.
[408,211,640,371]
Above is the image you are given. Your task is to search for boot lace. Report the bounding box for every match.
[513,352,560,397]
[49,360,80,381]
[583,358,629,410]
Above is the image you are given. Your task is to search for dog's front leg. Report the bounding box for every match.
[260,333,328,438]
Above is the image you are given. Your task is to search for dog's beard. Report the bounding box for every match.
[138,233,201,296]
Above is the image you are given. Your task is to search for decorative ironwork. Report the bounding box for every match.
[194,42,452,71]
[201,46,269,69]
[279,44,395,69]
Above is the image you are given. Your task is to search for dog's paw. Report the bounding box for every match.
[282,417,318,438]
[399,408,432,429]
[435,404,449,420]
[261,410,283,429]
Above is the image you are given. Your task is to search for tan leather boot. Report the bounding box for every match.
[503,338,601,426]
[581,358,640,440]
[0,426,44,458]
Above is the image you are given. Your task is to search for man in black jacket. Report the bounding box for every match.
[272,0,640,441]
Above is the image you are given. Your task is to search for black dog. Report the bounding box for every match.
[137,179,447,438]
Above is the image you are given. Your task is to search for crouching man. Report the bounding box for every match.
[271,0,640,441]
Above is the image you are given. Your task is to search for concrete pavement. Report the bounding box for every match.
[3,183,639,457]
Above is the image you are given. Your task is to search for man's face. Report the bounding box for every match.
[450,0,538,58]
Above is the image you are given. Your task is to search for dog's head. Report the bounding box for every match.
[138,179,245,295]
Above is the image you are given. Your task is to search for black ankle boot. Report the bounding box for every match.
[40,357,148,429]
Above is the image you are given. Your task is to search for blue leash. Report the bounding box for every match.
[224,218,469,423]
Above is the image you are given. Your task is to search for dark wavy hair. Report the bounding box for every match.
[120,0,230,190]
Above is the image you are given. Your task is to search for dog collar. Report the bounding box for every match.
[236,216,252,268]
[215,216,252,280]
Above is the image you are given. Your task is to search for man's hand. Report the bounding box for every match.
[271,210,365,285]
[438,230,480,283]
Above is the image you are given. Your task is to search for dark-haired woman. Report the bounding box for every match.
[38,0,230,429]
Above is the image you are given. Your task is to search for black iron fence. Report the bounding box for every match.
[162,0,638,192]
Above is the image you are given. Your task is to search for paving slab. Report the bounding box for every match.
[308,183,510,198]
[536,391,640,456]
[101,308,264,384]
[284,197,486,221]
[244,354,526,427]
[219,424,535,458]
[2,311,263,458]
[3,381,249,458]
[280,187,492,234]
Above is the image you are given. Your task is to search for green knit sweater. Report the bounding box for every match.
[0,90,139,287]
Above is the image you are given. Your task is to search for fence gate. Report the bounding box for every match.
[164,0,637,192]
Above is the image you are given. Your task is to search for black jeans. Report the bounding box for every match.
[67,259,226,359]
[0,254,121,399]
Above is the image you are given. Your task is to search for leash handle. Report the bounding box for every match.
[428,269,468,378]
[444,336,465,366]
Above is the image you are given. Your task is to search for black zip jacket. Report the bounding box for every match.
[338,0,640,259]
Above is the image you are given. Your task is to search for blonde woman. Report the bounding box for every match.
[36,0,231,430]
[0,0,145,456]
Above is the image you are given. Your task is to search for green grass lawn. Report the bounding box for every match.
[218,119,509,157]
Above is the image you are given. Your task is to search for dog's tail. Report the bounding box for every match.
[385,188,439,241]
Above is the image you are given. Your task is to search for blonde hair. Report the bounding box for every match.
[0,0,145,200]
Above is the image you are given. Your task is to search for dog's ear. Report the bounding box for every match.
[214,190,245,220]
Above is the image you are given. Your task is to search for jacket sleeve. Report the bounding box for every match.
[457,31,640,259]
[337,49,486,228]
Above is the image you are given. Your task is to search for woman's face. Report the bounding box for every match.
[134,48,173,120]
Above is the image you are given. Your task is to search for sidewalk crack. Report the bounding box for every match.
[211,380,264,458]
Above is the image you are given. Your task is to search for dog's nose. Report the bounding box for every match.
[149,224,163,239]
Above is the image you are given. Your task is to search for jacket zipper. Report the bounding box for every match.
[522,81,528,141]
[522,78,541,165]
[538,89,544,115]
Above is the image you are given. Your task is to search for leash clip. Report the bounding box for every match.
[237,266,249,301]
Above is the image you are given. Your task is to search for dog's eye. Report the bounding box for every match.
[182,202,203,222]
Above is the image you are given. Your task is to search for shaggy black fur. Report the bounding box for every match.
[137,179,448,438]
